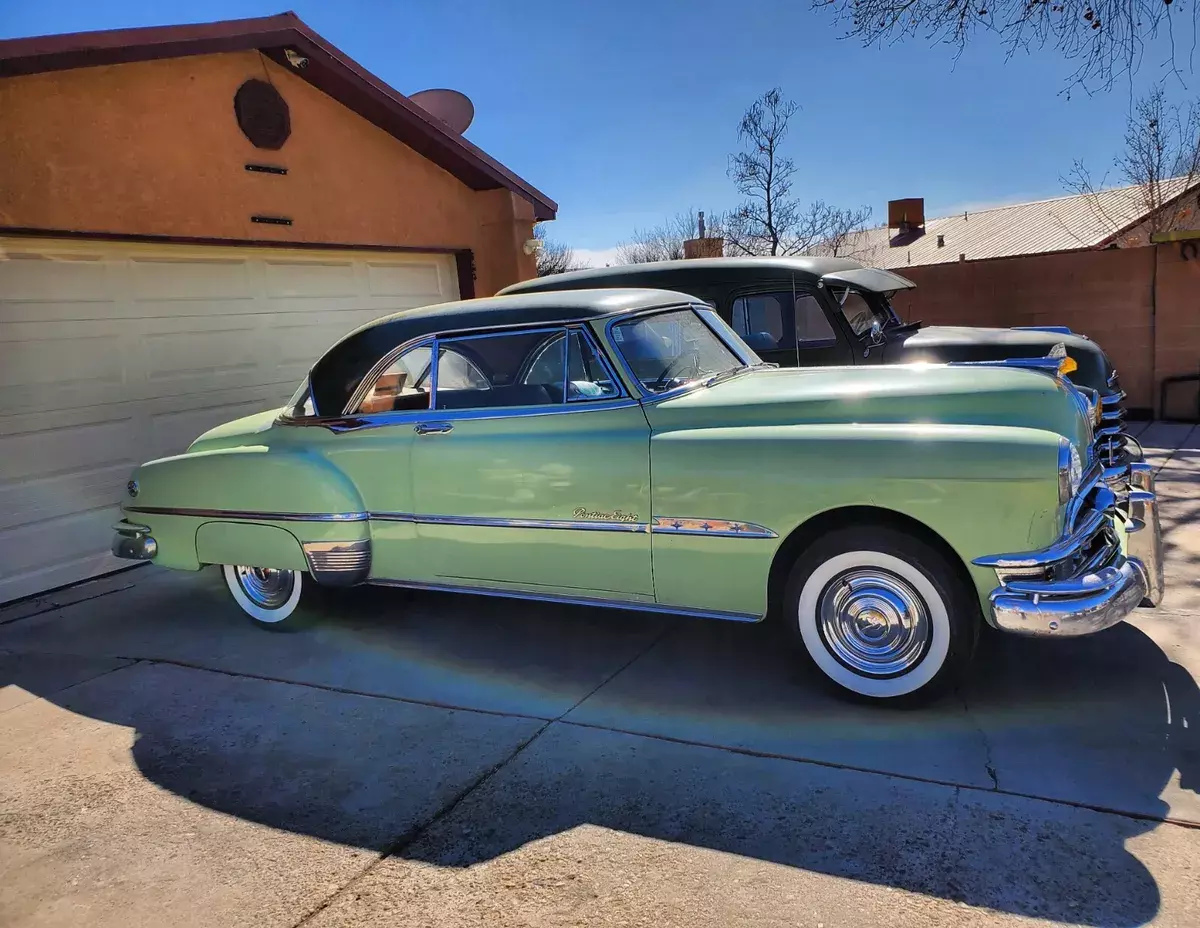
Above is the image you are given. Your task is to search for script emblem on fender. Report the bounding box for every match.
[573,507,639,523]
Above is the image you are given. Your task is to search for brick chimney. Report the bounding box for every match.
[683,210,724,258]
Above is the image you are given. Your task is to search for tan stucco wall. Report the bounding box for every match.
[0,50,536,294]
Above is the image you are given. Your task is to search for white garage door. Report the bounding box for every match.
[0,236,459,603]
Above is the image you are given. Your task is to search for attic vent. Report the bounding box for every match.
[937,234,945,248]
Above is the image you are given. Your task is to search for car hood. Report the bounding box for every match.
[647,364,1092,453]
[885,326,1110,395]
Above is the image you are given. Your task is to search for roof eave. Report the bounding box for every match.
[0,11,558,220]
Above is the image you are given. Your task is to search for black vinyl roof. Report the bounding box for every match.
[498,256,870,295]
[309,288,698,415]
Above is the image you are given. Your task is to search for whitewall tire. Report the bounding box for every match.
[222,564,309,630]
[784,525,978,703]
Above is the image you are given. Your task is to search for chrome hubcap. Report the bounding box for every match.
[817,569,931,677]
[234,566,295,610]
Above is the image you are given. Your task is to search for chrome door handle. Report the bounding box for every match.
[414,421,454,435]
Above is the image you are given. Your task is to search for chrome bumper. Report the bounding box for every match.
[987,558,1147,637]
[974,459,1158,637]
[111,521,157,561]
[1120,461,1164,607]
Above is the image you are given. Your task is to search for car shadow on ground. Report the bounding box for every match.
[3,577,1198,927]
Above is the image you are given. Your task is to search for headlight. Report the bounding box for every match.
[1058,437,1083,504]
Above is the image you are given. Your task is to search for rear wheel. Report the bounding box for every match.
[783,525,978,703]
[222,564,314,631]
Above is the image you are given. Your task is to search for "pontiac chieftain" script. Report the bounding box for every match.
[573,507,640,523]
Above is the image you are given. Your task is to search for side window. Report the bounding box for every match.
[731,292,836,351]
[566,330,620,400]
[436,349,490,391]
[355,344,433,414]
[794,293,837,345]
[521,330,621,401]
[435,329,564,410]
[731,293,788,350]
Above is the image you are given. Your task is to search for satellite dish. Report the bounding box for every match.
[409,88,474,135]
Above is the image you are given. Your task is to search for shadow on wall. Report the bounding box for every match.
[2,574,1198,927]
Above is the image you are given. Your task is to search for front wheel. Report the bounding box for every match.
[222,564,314,631]
[783,526,978,703]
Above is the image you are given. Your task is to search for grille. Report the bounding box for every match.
[1094,368,1132,465]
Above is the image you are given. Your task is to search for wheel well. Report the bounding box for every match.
[765,506,975,620]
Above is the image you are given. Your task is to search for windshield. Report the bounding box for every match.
[611,308,744,393]
[829,287,898,336]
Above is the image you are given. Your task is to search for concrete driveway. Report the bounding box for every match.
[2,421,1198,928]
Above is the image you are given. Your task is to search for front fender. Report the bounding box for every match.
[649,423,1064,615]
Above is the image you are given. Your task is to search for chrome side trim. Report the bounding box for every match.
[949,356,1063,376]
[651,516,778,538]
[1012,325,1076,336]
[371,512,650,533]
[125,506,369,522]
[366,512,778,538]
[369,578,762,623]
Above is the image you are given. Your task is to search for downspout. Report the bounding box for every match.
[1150,244,1159,417]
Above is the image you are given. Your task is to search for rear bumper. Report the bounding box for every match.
[111,521,157,561]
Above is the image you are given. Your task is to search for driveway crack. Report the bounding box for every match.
[958,686,999,790]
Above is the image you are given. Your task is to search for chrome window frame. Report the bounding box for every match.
[518,326,626,403]
[605,304,757,403]
[282,321,635,432]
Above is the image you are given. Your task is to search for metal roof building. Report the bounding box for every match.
[835,178,1200,268]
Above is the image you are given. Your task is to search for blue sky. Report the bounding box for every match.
[2,1,1192,264]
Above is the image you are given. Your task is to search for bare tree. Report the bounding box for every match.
[615,209,729,264]
[1063,87,1200,242]
[814,0,1199,91]
[725,88,872,257]
[533,223,586,276]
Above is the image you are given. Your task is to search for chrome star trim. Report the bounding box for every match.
[651,517,777,538]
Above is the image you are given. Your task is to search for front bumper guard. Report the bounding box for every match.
[974,453,1161,637]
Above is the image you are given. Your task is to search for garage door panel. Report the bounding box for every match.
[275,310,381,365]
[132,256,252,302]
[367,260,445,300]
[148,395,283,458]
[0,237,458,602]
[264,260,357,298]
[0,418,138,483]
[0,507,123,604]
[0,251,110,304]
[0,464,135,532]
[143,322,262,391]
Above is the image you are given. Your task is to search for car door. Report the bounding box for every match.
[729,288,853,368]
[409,325,654,598]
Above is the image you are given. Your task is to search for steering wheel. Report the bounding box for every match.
[652,352,700,391]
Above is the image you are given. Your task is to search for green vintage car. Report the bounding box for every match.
[112,288,1164,702]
